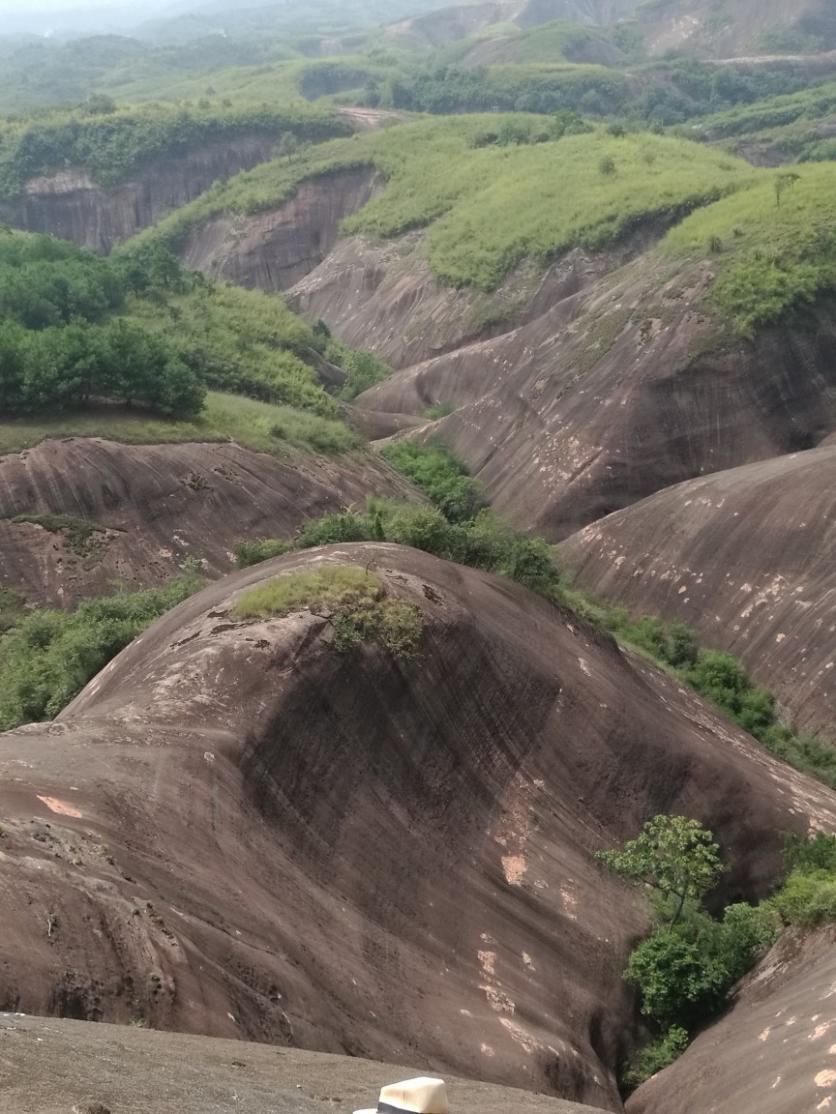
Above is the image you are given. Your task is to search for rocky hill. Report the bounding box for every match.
[383,2,638,51]
[561,446,836,738]
[0,438,414,608]
[107,122,831,541]
[2,544,834,1110]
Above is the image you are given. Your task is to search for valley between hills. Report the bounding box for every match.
[1,2,836,1112]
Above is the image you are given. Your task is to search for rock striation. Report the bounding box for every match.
[561,445,836,737]
[0,438,414,607]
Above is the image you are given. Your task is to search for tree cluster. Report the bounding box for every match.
[0,232,204,418]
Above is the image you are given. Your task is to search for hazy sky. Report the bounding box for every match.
[0,0,178,35]
[0,0,173,8]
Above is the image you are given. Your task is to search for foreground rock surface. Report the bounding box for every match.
[0,438,414,607]
[627,926,836,1114]
[1,545,835,1109]
[561,446,836,737]
[0,1015,609,1114]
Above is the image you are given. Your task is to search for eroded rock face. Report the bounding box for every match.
[181,168,382,290]
[287,233,639,371]
[179,167,836,540]
[636,0,830,57]
[560,446,836,737]
[1,545,834,1110]
[627,927,836,1114]
[353,255,836,539]
[0,439,415,607]
[0,137,279,253]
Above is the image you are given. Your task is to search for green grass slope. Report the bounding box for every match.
[0,391,359,457]
[664,162,836,333]
[129,117,756,290]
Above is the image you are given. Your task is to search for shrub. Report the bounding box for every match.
[380,441,486,524]
[784,832,836,873]
[326,340,392,399]
[624,1026,689,1088]
[0,568,202,730]
[232,538,293,569]
[424,402,456,420]
[625,901,779,1028]
[771,870,836,928]
[625,927,730,1027]
[234,501,561,597]
[599,156,616,176]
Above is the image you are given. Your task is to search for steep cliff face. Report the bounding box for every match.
[561,445,836,737]
[0,438,416,608]
[627,926,836,1114]
[2,544,834,1109]
[0,136,278,253]
[181,168,383,290]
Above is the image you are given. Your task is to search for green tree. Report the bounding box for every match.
[597,815,722,924]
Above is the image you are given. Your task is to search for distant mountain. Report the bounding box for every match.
[383,0,836,58]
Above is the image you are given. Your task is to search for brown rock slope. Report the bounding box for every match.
[0,1017,609,1114]
[1,545,836,1110]
[183,175,836,540]
[0,137,279,254]
[560,446,836,737]
[351,255,836,539]
[0,438,414,607]
[626,926,836,1114]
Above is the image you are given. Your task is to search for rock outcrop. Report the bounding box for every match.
[561,446,836,737]
[627,926,836,1114]
[1,544,835,1110]
[0,136,279,254]
[0,438,414,608]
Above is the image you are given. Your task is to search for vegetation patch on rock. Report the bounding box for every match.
[233,564,423,658]
[10,513,107,562]
[600,819,836,1090]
